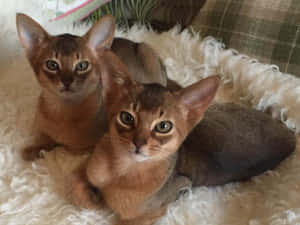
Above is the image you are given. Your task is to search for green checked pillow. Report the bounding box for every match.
[192,0,300,77]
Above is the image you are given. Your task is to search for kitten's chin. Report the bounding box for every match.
[57,89,88,102]
[59,91,76,98]
[132,153,149,162]
[57,93,78,101]
[60,88,75,93]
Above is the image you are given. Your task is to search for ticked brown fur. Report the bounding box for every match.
[16,14,168,159]
[71,76,220,225]
[177,103,296,186]
[111,38,167,86]
[69,71,295,225]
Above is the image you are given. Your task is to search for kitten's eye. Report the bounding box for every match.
[46,60,59,71]
[154,121,173,134]
[75,61,89,72]
[120,111,135,127]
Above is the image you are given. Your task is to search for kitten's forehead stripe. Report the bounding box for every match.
[133,102,138,111]
[129,103,135,111]
[159,110,164,117]
[53,34,80,56]
[137,84,167,110]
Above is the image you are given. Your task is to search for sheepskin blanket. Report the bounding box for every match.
[1,1,300,225]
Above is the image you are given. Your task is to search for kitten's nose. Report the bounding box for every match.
[134,148,140,154]
[133,138,146,154]
[61,76,74,88]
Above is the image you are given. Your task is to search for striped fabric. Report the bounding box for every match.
[192,0,300,77]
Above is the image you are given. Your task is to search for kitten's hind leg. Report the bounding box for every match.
[66,162,105,210]
[22,133,59,161]
[154,175,192,205]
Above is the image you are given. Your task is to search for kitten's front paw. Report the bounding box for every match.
[22,141,58,161]
[69,182,104,210]
[67,167,105,210]
[22,146,43,161]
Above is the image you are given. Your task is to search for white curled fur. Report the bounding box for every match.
[1,1,300,224]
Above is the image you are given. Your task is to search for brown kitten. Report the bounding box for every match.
[16,13,118,159]
[73,74,220,225]
[177,103,296,186]
[69,72,295,223]
[16,14,168,160]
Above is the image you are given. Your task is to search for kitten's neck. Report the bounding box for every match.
[39,85,103,119]
[111,147,175,185]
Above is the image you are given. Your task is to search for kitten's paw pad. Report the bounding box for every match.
[22,146,43,161]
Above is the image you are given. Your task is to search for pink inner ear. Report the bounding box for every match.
[86,15,115,52]
[17,14,48,55]
[21,28,43,48]
[180,75,220,115]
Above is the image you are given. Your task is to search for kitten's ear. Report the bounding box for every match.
[177,75,220,125]
[85,14,115,54]
[16,13,49,57]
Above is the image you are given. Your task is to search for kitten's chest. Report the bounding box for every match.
[36,101,106,152]
[103,162,171,218]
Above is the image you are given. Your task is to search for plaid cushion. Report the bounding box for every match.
[153,0,207,29]
[191,0,300,77]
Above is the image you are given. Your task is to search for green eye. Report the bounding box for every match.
[76,61,89,72]
[154,121,173,134]
[46,60,59,71]
[120,111,135,127]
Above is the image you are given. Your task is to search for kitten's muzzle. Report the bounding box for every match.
[61,76,74,89]
[132,137,147,156]
[133,138,146,149]
[60,87,74,92]
[134,148,141,154]
[132,145,149,162]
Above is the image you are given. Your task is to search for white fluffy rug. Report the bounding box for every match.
[1,1,300,225]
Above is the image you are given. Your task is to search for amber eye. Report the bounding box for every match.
[46,60,59,71]
[75,61,89,72]
[154,121,173,134]
[120,111,135,127]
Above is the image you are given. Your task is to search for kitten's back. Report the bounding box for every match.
[177,103,296,186]
[112,38,167,86]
